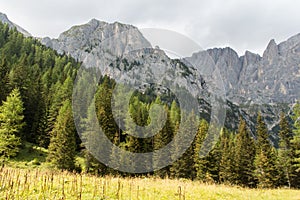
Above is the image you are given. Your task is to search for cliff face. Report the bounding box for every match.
[0,12,31,37]
[190,36,300,106]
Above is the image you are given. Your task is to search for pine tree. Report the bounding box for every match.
[124,96,153,173]
[193,119,209,180]
[290,102,300,187]
[0,88,25,159]
[219,129,236,184]
[95,76,117,141]
[254,113,279,188]
[153,105,172,178]
[234,118,256,187]
[0,57,9,103]
[170,111,198,179]
[291,102,300,171]
[81,97,108,175]
[169,100,180,130]
[47,100,76,170]
[277,112,293,188]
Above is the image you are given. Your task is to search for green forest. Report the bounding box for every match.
[1,21,300,190]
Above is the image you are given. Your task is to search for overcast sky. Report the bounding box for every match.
[1,0,299,55]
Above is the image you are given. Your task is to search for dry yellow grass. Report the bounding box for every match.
[0,167,299,200]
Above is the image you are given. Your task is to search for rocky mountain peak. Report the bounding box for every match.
[0,12,31,37]
[84,18,108,30]
[0,12,9,23]
[278,33,300,56]
[42,19,152,66]
[263,39,279,62]
[241,50,261,68]
[207,47,239,64]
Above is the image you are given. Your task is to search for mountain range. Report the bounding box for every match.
[1,12,299,143]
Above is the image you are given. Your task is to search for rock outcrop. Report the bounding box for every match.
[0,12,31,37]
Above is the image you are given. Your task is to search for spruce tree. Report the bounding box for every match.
[153,104,172,178]
[291,102,300,171]
[0,57,9,103]
[193,119,209,180]
[125,96,152,172]
[219,129,236,184]
[277,112,293,188]
[290,102,300,187]
[47,100,76,170]
[169,100,180,129]
[254,113,279,188]
[193,119,222,182]
[170,111,198,179]
[0,88,25,159]
[234,118,256,187]
[82,98,109,175]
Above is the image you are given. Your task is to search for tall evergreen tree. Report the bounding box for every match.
[291,102,300,171]
[47,100,76,170]
[0,56,9,103]
[153,104,172,178]
[277,112,293,188]
[82,99,109,175]
[169,100,180,130]
[291,102,300,187]
[170,111,198,179]
[254,113,279,188]
[194,119,222,183]
[234,118,256,187]
[124,96,151,172]
[192,119,209,180]
[0,88,25,159]
[219,129,236,184]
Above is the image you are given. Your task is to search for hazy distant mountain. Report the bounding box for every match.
[0,12,31,37]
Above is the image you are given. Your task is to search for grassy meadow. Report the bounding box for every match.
[0,143,299,200]
[0,167,299,200]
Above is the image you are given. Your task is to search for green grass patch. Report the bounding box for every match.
[5,142,49,169]
[0,167,299,199]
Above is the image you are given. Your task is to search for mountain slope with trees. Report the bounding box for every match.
[0,18,299,189]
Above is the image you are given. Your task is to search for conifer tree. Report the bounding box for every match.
[170,111,198,179]
[277,112,293,188]
[193,119,222,182]
[47,100,76,170]
[169,100,180,130]
[82,98,109,175]
[254,113,279,188]
[153,104,172,178]
[291,102,300,170]
[124,96,152,172]
[193,119,209,180]
[234,118,256,187]
[0,57,9,103]
[219,128,236,184]
[0,88,25,159]
[290,102,300,187]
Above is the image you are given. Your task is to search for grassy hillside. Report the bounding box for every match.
[0,166,299,200]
